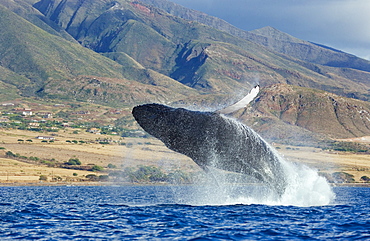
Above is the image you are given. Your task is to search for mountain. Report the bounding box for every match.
[32,0,370,102]
[142,0,370,73]
[235,84,370,143]
[0,4,122,83]
[1,0,370,143]
[141,0,370,101]
[4,0,370,95]
[0,1,198,105]
[248,26,370,72]
[33,0,257,94]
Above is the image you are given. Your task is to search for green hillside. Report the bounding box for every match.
[0,0,76,42]
[0,3,197,105]
[0,5,124,90]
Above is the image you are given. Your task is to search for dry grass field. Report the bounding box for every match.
[0,128,196,184]
[0,128,369,184]
[275,145,370,181]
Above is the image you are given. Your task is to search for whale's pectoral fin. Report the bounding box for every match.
[217,85,260,115]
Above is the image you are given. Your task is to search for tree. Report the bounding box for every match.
[122,165,168,183]
[65,158,81,165]
[99,175,109,181]
[91,165,104,172]
[29,156,39,161]
[360,176,370,182]
[52,176,62,182]
[86,174,98,181]
[107,163,117,168]
[39,175,48,181]
[168,170,191,184]
[5,151,16,157]
[332,172,355,183]
[149,168,167,182]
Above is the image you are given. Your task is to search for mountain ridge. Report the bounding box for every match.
[32,0,370,102]
[1,0,370,143]
[141,0,370,73]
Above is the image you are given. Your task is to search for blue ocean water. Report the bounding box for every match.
[0,185,369,240]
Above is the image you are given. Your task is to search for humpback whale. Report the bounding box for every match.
[132,102,287,196]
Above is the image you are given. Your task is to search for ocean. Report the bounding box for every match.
[0,185,369,240]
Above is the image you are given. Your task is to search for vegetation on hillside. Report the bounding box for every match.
[322,141,370,153]
[0,100,147,138]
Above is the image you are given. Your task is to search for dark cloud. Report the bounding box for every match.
[170,0,370,60]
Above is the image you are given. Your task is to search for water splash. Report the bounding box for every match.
[278,159,335,206]
[194,161,333,207]
[226,118,335,207]
[172,159,335,207]
[171,126,336,207]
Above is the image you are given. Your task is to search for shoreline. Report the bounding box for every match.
[1,181,369,187]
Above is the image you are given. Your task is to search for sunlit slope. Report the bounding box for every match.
[0,0,76,42]
[236,84,370,143]
[1,0,369,104]
[0,4,198,105]
[0,5,125,91]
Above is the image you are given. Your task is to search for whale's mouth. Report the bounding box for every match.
[132,104,172,120]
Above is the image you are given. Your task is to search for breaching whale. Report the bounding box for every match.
[132,102,287,196]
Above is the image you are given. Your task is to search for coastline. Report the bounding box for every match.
[1,181,369,187]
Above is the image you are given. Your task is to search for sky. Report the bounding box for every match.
[170,0,370,60]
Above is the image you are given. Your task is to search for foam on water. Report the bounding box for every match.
[278,159,335,206]
[182,155,336,207]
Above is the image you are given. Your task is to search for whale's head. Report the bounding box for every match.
[132,103,217,156]
[132,104,176,138]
